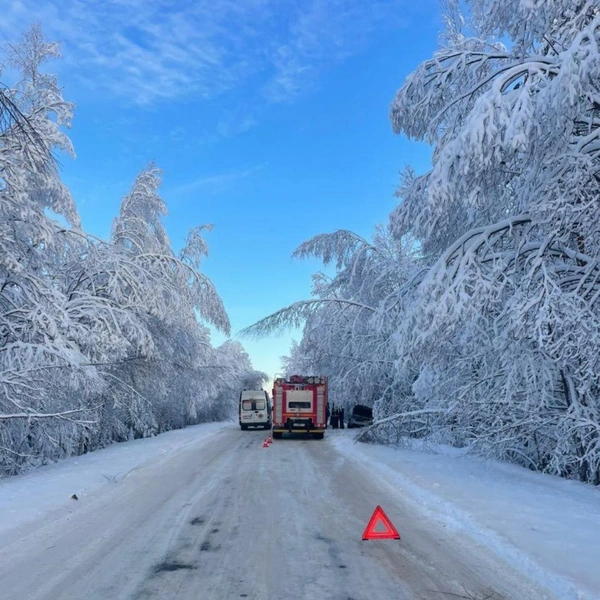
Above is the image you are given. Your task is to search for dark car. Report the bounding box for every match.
[347,404,373,428]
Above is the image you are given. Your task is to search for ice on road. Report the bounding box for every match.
[0,426,553,600]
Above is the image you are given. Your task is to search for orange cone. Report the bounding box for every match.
[262,439,269,448]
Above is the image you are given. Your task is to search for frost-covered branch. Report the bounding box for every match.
[240,298,375,339]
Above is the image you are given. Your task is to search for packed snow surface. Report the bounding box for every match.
[0,424,597,600]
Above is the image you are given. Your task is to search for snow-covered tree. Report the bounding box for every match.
[208,341,268,422]
[0,25,261,476]
[245,226,422,414]
[0,25,100,474]
[387,0,600,483]
[101,164,233,436]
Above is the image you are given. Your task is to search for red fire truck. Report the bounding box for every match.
[272,374,327,439]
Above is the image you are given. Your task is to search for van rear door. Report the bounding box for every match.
[239,391,270,429]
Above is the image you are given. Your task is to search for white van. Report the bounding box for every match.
[239,389,272,430]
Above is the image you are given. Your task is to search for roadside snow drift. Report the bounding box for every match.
[332,430,600,600]
[0,422,228,536]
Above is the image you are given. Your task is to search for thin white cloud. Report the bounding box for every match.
[169,163,267,197]
[191,108,259,146]
[0,0,410,107]
[263,0,410,102]
[216,111,258,140]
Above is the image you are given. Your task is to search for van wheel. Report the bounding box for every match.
[314,433,324,440]
[240,425,248,431]
[273,432,283,439]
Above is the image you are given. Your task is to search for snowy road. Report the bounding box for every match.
[0,427,553,600]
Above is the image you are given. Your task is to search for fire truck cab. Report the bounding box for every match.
[272,375,327,439]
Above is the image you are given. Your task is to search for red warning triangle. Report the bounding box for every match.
[362,505,400,540]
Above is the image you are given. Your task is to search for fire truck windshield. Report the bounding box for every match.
[288,401,311,409]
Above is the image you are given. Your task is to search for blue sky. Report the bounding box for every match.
[2,0,440,383]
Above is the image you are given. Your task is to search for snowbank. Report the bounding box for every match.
[331,431,600,600]
[0,422,230,537]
